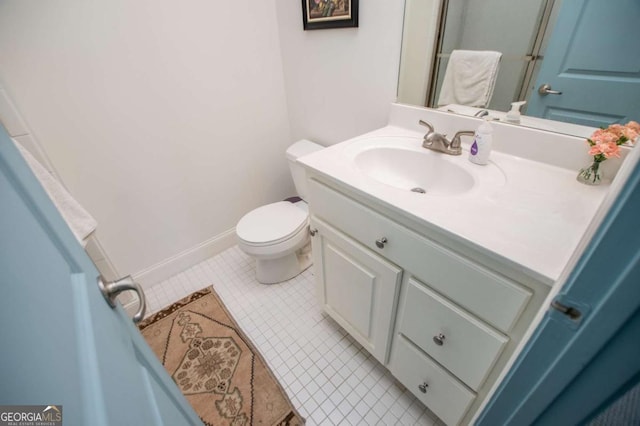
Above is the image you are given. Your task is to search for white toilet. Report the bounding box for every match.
[236,140,324,284]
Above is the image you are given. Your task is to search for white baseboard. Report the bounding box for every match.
[133,228,237,290]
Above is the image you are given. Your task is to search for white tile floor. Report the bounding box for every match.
[145,246,441,426]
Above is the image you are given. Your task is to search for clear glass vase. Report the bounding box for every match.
[577,160,604,185]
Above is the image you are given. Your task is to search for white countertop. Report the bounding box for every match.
[299,124,611,285]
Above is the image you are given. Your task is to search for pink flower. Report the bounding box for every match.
[587,144,599,155]
[622,127,639,142]
[603,142,621,158]
[589,141,621,158]
[586,120,638,161]
[622,121,640,144]
[627,121,640,132]
[589,129,618,145]
[606,124,626,139]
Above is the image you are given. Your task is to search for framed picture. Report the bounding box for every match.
[301,0,359,30]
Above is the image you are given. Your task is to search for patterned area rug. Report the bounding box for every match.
[139,287,304,426]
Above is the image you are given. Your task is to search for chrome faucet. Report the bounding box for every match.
[419,120,474,156]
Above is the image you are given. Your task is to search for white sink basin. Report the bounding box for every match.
[345,136,505,196]
[355,147,475,195]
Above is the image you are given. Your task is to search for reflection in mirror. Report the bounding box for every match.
[398,0,553,111]
[397,0,640,137]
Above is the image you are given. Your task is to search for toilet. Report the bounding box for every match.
[236,140,324,284]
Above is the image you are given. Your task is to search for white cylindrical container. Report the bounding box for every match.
[469,118,493,165]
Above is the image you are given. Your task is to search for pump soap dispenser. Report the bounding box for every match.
[469,117,493,165]
[505,101,526,124]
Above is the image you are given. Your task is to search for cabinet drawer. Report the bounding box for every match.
[400,278,507,390]
[391,334,475,426]
[308,178,531,333]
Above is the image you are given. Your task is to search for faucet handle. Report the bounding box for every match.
[451,130,475,150]
[418,120,434,134]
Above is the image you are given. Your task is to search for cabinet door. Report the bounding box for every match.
[311,218,402,364]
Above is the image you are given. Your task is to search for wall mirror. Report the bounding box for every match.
[397,0,640,138]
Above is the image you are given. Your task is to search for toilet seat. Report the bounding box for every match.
[236,201,308,247]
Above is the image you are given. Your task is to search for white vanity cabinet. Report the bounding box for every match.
[307,176,550,425]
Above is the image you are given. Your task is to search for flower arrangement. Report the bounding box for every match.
[578,121,640,185]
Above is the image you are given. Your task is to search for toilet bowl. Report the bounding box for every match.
[236,140,323,284]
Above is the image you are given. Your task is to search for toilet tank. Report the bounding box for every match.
[286,139,323,201]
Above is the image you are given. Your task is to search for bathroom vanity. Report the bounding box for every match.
[299,104,622,425]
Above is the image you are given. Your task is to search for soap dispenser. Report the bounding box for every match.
[469,117,493,165]
[505,101,526,124]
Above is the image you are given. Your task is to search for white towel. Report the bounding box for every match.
[437,50,502,108]
[13,139,97,247]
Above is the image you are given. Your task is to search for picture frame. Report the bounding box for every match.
[301,0,359,30]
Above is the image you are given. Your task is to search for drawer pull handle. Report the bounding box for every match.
[433,333,446,346]
[310,228,318,236]
[375,237,388,248]
[418,382,429,393]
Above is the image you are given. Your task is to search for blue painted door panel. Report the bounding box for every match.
[476,148,640,424]
[527,0,640,127]
[0,125,201,425]
[535,308,640,424]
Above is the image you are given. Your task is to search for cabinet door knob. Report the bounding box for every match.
[418,382,429,393]
[375,237,388,248]
[309,228,318,236]
[433,333,446,346]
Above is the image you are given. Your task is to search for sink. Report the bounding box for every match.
[344,136,506,196]
[355,147,475,195]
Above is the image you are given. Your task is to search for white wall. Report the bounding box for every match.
[0,0,293,282]
[0,0,407,285]
[275,0,405,146]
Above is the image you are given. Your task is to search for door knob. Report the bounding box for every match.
[98,275,147,323]
[375,237,388,248]
[418,382,429,393]
[433,333,446,346]
[538,83,562,95]
[309,228,318,236]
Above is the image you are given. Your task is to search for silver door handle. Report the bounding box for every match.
[538,83,562,95]
[98,275,147,323]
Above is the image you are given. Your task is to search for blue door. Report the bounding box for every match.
[0,125,201,425]
[527,0,640,127]
[476,146,640,423]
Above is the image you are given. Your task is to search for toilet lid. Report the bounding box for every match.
[236,201,308,246]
